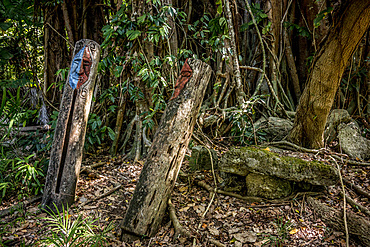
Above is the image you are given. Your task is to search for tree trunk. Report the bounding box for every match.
[120,59,212,240]
[41,40,101,211]
[289,1,370,148]
[43,5,69,101]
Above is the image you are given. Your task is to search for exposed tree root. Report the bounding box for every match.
[168,198,192,238]
[343,178,370,199]
[340,191,370,218]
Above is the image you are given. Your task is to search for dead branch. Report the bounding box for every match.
[80,161,106,173]
[78,185,121,208]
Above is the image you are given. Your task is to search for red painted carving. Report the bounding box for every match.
[170,59,193,100]
[76,47,92,90]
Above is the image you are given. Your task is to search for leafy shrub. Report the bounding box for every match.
[39,204,114,247]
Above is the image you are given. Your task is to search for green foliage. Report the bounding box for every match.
[284,22,310,38]
[229,96,267,145]
[52,67,70,93]
[314,7,333,28]
[240,3,268,32]
[85,113,115,151]
[0,150,46,202]
[0,0,43,88]
[100,3,186,133]
[0,87,49,201]
[39,204,114,247]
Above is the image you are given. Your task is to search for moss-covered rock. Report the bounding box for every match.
[245,173,292,199]
[219,147,339,186]
[189,146,218,171]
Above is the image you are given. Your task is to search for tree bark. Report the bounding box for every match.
[289,1,370,148]
[120,59,212,239]
[224,0,245,106]
[41,40,101,211]
[43,5,69,101]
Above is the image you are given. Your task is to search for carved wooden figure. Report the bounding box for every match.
[121,59,212,240]
[42,40,100,211]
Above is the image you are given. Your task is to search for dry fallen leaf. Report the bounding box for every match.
[289,228,299,235]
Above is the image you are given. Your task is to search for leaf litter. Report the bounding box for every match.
[0,150,369,246]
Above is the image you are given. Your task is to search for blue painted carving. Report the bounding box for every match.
[69,46,92,90]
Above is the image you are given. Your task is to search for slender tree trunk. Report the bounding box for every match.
[61,1,75,46]
[289,1,370,148]
[225,0,245,106]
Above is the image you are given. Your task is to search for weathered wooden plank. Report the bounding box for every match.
[41,39,100,211]
[120,59,212,239]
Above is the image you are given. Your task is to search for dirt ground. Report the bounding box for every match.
[1,148,370,246]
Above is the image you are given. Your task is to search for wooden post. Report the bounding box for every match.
[120,59,212,240]
[41,39,101,211]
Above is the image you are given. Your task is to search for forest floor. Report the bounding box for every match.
[1,147,370,246]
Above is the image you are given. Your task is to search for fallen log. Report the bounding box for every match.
[308,197,370,246]
[120,59,212,240]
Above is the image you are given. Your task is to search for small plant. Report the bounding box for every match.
[229,96,267,145]
[39,204,114,247]
[0,149,46,201]
[263,217,292,246]
[14,153,44,198]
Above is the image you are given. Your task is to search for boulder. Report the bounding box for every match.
[325,109,351,142]
[254,117,293,141]
[219,147,339,186]
[338,121,370,160]
[245,173,292,199]
[189,146,218,171]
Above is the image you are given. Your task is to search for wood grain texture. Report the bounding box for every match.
[42,39,100,211]
[121,59,212,239]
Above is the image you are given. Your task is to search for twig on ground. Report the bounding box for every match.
[80,161,106,173]
[77,185,121,208]
[201,146,217,218]
[208,238,226,247]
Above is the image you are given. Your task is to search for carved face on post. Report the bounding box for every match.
[69,46,92,90]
